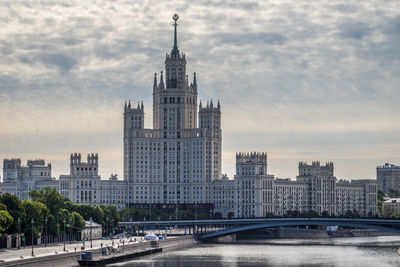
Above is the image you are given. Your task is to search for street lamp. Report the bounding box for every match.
[63,218,66,251]
[31,218,34,256]
[17,217,21,250]
[106,217,109,238]
[69,216,72,244]
[150,201,152,221]
[90,217,93,248]
[44,217,48,247]
[158,217,161,235]
[112,218,114,246]
[169,216,172,236]
[175,198,178,221]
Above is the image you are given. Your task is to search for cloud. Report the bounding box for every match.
[0,0,399,180]
[382,15,400,38]
[337,21,372,40]
[330,4,358,14]
[215,32,288,46]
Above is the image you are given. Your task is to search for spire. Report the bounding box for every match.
[210,99,213,108]
[124,101,127,111]
[171,13,180,56]
[193,72,197,89]
[159,71,164,90]
[217,100,221,110]
[128,100,131,109]
[141,101,144,110]
[199,100,202,109]
[137,102,140,109]
[153,73,157,88]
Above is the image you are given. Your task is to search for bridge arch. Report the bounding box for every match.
[200,220,400,240]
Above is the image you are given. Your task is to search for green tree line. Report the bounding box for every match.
[0,187,120,239]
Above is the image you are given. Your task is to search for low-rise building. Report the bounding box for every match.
[81,220,103,240]
[382,198,400,216]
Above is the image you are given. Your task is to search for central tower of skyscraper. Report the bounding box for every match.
[153,13,198,131]
[124,14,222,208]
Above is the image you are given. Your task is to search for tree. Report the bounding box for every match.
[378,190,384,215]
[389,189,399,198]
[22,199,49,239]
[71,211,85,234]
[0,203,7,211]
[0,193,23,233]
[321,210,330,217]
[285,210,300,217]
[0,210,13,236]
[100,205,120,234]
[29,187,67,216]
[344,210,356,218]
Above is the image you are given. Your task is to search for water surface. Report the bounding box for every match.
[113,237,400,267]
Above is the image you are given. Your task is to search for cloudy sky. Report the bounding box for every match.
[1,0,399,180]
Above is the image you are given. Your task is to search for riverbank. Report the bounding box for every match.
[232,235,400,247]
[235,227,400,240]
[0,236,194,267]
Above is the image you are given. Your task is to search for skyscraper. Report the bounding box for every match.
[123,14,222,207]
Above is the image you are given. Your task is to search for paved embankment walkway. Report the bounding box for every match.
[0,235,194,267]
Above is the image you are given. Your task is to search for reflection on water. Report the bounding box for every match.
[113,236,400,267]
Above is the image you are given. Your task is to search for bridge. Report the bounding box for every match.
[119,217,400,241]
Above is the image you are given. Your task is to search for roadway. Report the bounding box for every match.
[119,217,400,227]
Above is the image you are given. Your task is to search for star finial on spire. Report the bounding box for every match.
[171,13,180,56]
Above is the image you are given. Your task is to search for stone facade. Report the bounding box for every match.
[1,159,57,200]
[297,161,336,215]
[377,163,400,194]
[214,153,378,218]
[59,153,127,209]
[123,15,222,206]
[99,174,128,209]
[212,174,234,218]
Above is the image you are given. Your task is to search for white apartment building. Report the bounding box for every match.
[59,153,128,209]
[297,161,336,215]
[59,153,101,205]
[99,174,128,209]
[123,14,221,206]
[273,179,309,216]
[377,163,400,194]
[1,153,128,209]
[1,159,58,200]
[214,153,377,218]
[212,174,234,218]
[234,152,275,218]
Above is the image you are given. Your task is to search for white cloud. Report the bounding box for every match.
[1,0,399,179]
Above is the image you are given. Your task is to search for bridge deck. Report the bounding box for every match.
[119,217,400,227]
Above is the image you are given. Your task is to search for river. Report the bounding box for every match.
[113,236,400,267]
